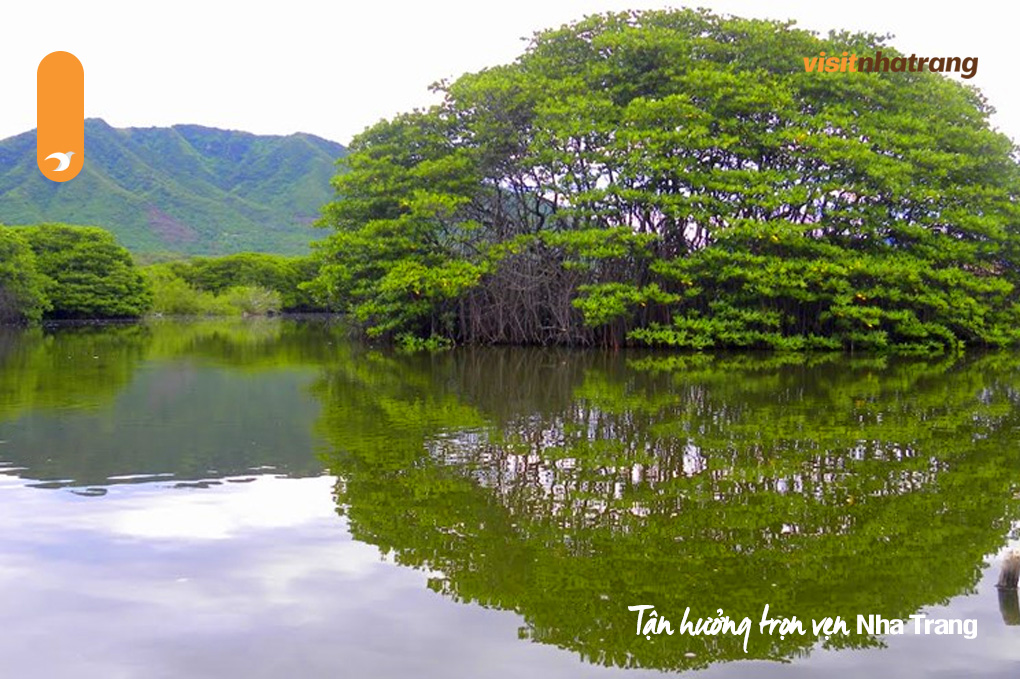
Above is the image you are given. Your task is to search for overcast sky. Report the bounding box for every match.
[1,1,1017,146]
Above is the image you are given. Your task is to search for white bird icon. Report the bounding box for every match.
[45,151,75,171]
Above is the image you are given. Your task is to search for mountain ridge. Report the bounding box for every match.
[0,119,346,255]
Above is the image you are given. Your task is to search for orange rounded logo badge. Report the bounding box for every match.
[37,51,84,182]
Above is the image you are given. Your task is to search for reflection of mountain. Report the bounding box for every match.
[315,349,1020,672]
[0,319,346,486]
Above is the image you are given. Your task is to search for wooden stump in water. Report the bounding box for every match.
[997,551,1020,590]
[999,588,1020,626]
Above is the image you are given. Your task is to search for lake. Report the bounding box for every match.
[1,318,1018,677]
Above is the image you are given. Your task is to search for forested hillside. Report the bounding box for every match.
[0,119,346,254]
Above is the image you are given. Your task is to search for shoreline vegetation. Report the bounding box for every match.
[0,223,327,323]
[3,8,1020,354]
[143,252,324,317]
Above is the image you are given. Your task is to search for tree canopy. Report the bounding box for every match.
[313,8,1020,352]
[0,228,49,323]
[19,224,152,319]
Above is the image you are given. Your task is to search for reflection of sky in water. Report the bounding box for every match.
[0,474,1015,678]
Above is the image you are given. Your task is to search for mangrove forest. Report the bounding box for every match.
[311,8,1020,353]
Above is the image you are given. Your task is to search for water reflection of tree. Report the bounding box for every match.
[0,319,347,485]
[316,349,1020,671]
[0,319,349,422]
[0,324,151,421]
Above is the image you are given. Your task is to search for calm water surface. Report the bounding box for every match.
[0,319,1018,677]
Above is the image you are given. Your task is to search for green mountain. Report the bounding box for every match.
[0,119,346,255]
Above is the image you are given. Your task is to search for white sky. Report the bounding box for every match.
[1,0,1017,146]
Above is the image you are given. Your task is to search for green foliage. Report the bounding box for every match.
[148,252,323,312]
[144,267,233,316]
[18,224,151,319]
[220,285,282,315]
[145,268,283,317]
[313,8,1020,352]
[0,119,347,255]
[395,333,454,353]
[0,228,49,322]
[630,222,1019,352]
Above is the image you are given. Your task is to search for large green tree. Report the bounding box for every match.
[314,8,1020,352]
[19,224,152,318]
[0,228,48,323]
